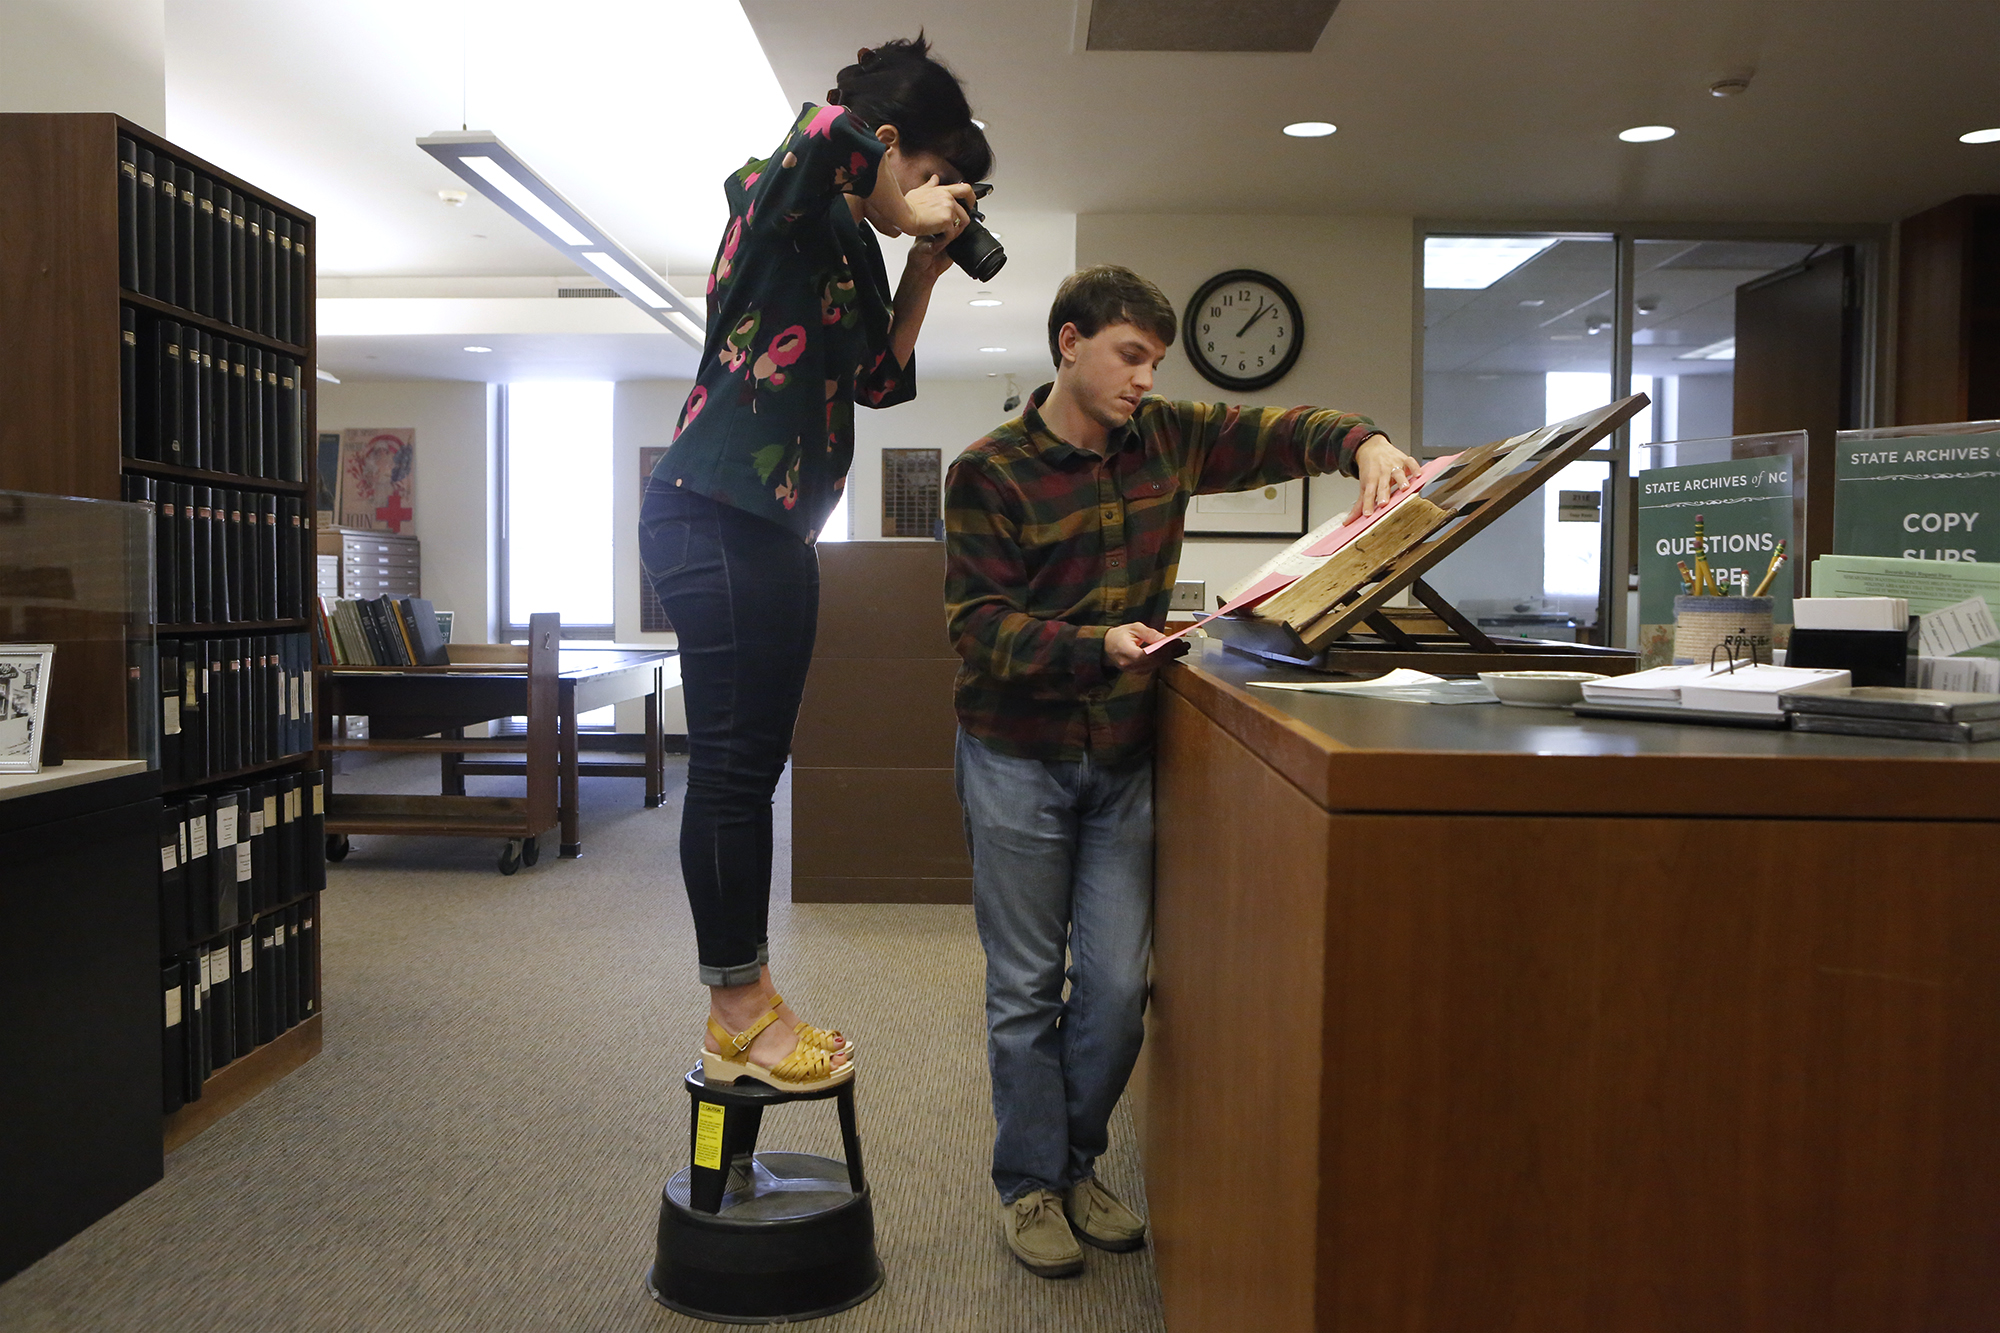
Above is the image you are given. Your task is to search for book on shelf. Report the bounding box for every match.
[316,595,451,666]
[154,631,313,786]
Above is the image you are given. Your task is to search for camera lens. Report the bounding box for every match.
[947,215,1006,282]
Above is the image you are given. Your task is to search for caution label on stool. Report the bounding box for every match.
[694,1102,726,1170]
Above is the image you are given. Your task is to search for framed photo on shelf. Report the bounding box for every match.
[1184,477,1309,538]
[0,643,55,774]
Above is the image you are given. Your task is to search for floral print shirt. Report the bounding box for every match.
[649,103,916,543]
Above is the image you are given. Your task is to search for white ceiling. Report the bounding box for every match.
[161,0,2000,384]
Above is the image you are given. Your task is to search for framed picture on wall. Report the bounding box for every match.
[1184,478,1309,538]
[0,643,55,774]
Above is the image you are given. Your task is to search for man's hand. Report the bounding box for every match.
[1343,434,1423,522]
[1104,623,1175,672]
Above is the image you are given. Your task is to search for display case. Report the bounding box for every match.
[0,489,156,788]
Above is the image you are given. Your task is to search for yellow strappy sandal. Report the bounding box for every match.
[703,1007,855,1093]
[769,993,855,1057]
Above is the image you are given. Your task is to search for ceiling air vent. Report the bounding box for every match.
[557,283,620,298]
[1086,0,1340,52]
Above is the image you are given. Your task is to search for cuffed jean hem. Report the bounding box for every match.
[698,941,770,988]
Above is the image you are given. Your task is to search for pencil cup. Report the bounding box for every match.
[1672,595,1774,667]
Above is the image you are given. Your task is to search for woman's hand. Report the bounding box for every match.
[1343,435,1423,522]
[904,232,956,288]
[899,175,975,239]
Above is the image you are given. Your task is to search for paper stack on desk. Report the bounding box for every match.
[1579,662,1749,704]
[1793,596,1908,630]
[1678,664,1852,715]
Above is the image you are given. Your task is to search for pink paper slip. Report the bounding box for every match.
[1301,452,1460,557]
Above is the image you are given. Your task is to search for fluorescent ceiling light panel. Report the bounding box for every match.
[459,156,591,245]
[1424,236,1559,289]
[417,130,706,348]
[1676,337,1737,361]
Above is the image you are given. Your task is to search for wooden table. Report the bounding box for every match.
[319,642,677,864]
[1148,639,2000,1333]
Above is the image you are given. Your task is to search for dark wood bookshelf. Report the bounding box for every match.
[124,456,309,495]
[121,287,310,358]
[160,618,309,635]
[0,111,324,1158]
[164,750,315,795]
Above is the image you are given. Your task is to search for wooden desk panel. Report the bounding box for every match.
[1151,646,2000,1333]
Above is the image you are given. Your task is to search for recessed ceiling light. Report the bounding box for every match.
[969,298,1002,307]
[980,346,1007,353]
[1283,121,1336,138]
[438,189,467,206]
[463,345,493,353]
[1518,298,1545,308]
[1961,128,2000,144]
[1618,125,1676,143]
[972,118,986,129]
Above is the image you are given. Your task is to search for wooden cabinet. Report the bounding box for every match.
[1896,193,2000,424]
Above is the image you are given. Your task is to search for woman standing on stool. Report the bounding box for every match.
[641,38,988,1093]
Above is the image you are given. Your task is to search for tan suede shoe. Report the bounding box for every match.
[1003,1189,1085,1277]
[1062,1177,1147,1252]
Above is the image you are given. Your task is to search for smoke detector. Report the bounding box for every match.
[438,188,468,206]
[1709,76,1751,97]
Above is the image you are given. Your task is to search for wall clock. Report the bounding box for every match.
[1182,269,1304,392]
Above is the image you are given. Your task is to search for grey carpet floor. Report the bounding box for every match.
[0,756,1166,1333]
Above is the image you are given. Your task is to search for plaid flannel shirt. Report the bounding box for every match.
[945,383,1383,764]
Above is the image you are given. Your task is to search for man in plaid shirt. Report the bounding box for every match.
[944,264,1417,1276]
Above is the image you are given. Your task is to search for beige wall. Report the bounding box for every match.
[315,379,498,643]
[0,0,165,132]
[1075,213,1417,602]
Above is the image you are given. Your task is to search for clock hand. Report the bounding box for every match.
[1234,302,1272,339]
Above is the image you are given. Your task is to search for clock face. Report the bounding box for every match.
[1183,269,1304,392]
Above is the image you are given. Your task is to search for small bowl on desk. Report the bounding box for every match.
[1476,670,1606,708]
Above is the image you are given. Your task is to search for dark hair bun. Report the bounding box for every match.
[831,32,993,183]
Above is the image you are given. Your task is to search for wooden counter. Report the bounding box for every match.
[1148,641,2000,1333]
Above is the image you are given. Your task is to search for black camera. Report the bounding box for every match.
[945,182,1005,282]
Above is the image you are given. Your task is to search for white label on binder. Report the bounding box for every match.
[201,951,214,985]
[189,817,208,859]
[236,843,252,882]
[301,671,313,714]
[164,695,181,735]
[249,809,265,837]
[164,987,182,1027]
[288,923,299,940]
[216,805,238,848]
[160,844,178,873]
[291,676,301,720]
[239,937,254,971]
[263,795,278,828]
[313,783,324,815]
[185,663,199,706]
[178,819,188,862]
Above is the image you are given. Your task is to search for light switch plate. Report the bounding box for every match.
[1170,580,1206,612]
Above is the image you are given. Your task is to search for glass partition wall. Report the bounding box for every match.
[1419,228,1874,647]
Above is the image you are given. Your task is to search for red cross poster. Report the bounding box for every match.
[337,427,415,533]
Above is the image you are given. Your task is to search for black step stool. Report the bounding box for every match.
[646,1064,882,1324]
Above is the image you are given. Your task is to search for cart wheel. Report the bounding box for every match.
[325,834,350,862]
[521,836,540,867]
[498,840,522,875]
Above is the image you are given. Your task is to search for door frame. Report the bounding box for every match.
[1412,219,1888,647]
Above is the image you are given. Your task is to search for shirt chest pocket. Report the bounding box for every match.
[1120,466,1180,519]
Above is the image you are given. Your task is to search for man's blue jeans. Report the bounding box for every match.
[954,728,1153,1204]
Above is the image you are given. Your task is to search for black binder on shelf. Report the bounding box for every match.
[230,192,249,330]
[118,136,139,290]
[213,787,242,931]
[274,774,298,905]
[214,192,233,326]
[175,165,196,310]
[188,950,211,1092]
[242,201,260,334]
[261,206,280,337]
[158,802,188,955]
[255,917,280,1046]
[178,321,201,470]
[188,487,210,624]
[158,483,180,625]
[281,904,300,1030]
[134,146,156,297]
[148,319,181,465]
[154,153,177,307]
[183,793,213,939]
[275,215,292,344]
[306,771,326,894]
[158,640,182,782]
[203,640,225,775]
[233,926,258,1058]
[193,175,215,317]
[300,899,318,1017]
[291,229,308,345]
[120,306,137,457]
[161,962,186,1113]
[172,483,195,624]
[206,939,235,1069]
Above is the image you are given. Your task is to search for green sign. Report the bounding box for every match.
[1637,457,1796,627]
[1833,429,2000,562]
